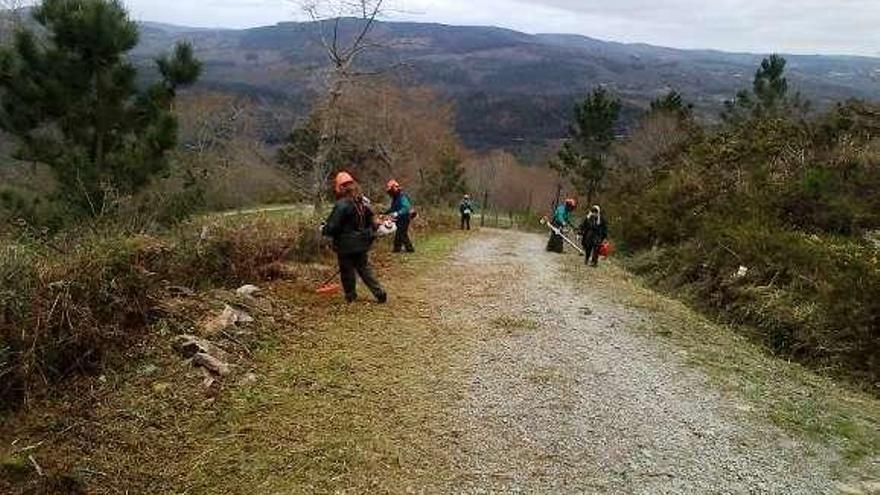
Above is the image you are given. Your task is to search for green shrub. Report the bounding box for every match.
[611,101,880,390]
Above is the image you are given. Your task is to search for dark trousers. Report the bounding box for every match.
[546,232,564,253]
[461,213,471,230]
[394,216,415,253]
[583,240,601,266]
[338,252,385,302]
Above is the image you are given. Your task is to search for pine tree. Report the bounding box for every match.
[424,149,467,205]
[552,86,621,204]
[722,54,807,123]
[650,90,693,119]
[0,0,201,218]
[753,54,789,112]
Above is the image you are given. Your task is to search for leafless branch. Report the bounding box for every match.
[345,0,383,61]
[291,0,391,206]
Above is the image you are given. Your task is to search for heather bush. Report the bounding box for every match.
[610,100,880,388]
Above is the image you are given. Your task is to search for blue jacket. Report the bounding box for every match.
[552,205,573,228]
[386,192,412,219]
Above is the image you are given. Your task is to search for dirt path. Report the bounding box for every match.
[421,229,836,494]
[6,228,871,494]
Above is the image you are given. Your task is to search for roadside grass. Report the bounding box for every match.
[0,230,466,494]
[565,256,880,481]
[491,315,540,336]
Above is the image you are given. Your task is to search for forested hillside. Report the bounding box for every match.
[129,18,880,155]
[2,3,880,493]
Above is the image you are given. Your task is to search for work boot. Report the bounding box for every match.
[346,294,358,303]
[376,292,388,304]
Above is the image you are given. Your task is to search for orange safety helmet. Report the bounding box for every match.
[386,179,401,193]
[334,171,355,195]
[564,198,578,209]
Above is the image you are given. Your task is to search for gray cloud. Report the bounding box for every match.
[121,0,880,56]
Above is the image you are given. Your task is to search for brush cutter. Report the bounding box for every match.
[314,216,398,296]
[316,269,342,295]
[540,216,585,255]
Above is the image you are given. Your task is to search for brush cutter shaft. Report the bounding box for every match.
[319,270,341,287]
[541,217,586,255]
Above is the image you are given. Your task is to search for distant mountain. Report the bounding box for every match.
[21,15,880,156]
[133,18,880,155]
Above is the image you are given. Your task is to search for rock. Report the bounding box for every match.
[236,284,261,297]
[202,377,217,393]
[203,305,254,336]
[167,285,195,297]
[203,307,236,336]
[138,364,159,377]
[242,372,259,385]
[862,482,880,495]
[172,335,227,361]
[232,306,254,324]
[733,265,749,279]
[192,352,230,377]
[837,483,866,495]
[152,382,171,393]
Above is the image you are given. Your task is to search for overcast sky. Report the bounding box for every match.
[119,0,880,56]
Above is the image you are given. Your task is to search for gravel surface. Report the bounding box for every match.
[430,229,836,494]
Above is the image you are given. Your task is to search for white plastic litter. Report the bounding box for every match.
[236,285,261,297]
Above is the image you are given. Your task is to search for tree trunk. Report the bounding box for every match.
[311,67,346,210]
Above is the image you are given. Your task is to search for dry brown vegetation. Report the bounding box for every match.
[464,150,561,214]
[0,230,463,494]
[280,79,466,202]
[0,206,462,413]
[173,90,296,210]
[0,214,322,411]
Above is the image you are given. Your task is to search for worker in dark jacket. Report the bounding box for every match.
[459,194,474,230]
[547,198,578,253]
[322,172,387,303]
[579,205,609,267]
[385,179,415,253]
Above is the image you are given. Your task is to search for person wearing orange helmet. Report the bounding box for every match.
[384,179,415,253]
[546,198,578,253]
[321,171,387,303]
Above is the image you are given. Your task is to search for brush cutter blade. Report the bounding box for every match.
[316,283,342,295]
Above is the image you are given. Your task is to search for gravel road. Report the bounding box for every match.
[428,229,835,494]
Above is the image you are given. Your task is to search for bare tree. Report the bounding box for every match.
[0,0,26,44]
[296,0,386,206]
[279,80,460,201]
[0,0,25,14]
